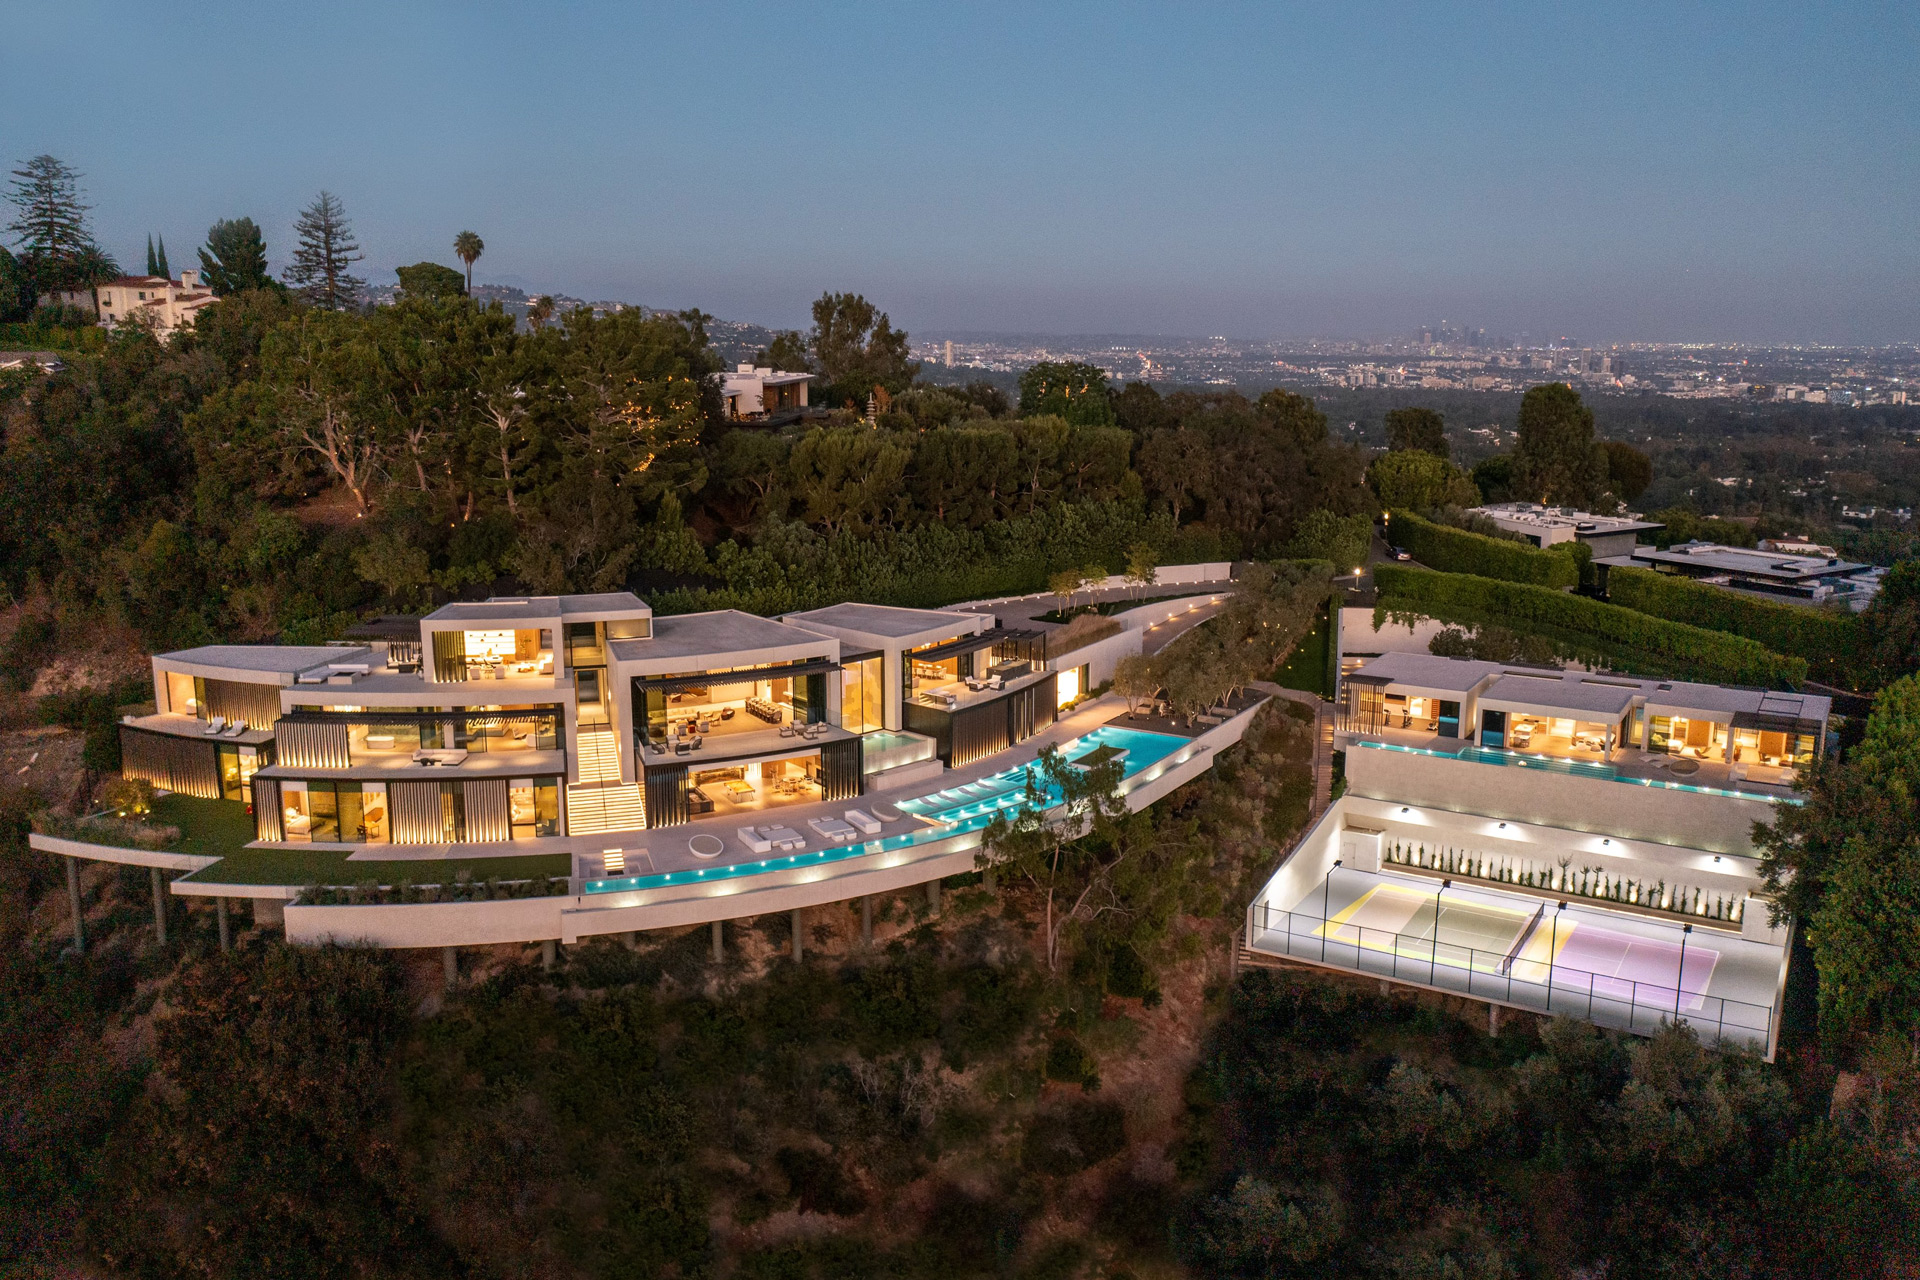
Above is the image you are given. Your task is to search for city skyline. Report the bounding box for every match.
[6,2,1918,343]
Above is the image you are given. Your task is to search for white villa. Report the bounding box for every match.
[48,270,220,337]
[716,364,812,421]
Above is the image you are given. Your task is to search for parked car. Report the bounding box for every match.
[1389,546,1412,561]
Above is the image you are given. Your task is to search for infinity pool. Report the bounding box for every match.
[583,724,1190,895]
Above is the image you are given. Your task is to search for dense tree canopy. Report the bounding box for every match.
[1512,382,1606,506]
[1384,405,1449,458]
[1018,360,1117,426]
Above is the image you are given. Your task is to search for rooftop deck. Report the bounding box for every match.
[124,712,273,746]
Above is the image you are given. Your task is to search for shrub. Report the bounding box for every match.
[1374,564,1807,687]
[1104,942,1158,1000]
[1606,565,1860,686]
[1022,1098,1129,1175]
[1385,509,1586,588]
[1045,1033,1099,1088]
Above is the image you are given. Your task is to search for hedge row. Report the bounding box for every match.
[1373,563,1808,688]
[1386,509,1586,588]
[1605,566,1858,685]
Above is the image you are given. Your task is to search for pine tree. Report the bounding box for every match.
[283,190,365,310]
[199,217,272,295]
[5,153,115,295]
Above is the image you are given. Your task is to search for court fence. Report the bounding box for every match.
[1244,898,1774,1054]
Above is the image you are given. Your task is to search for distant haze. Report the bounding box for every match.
[6,2,1917,343]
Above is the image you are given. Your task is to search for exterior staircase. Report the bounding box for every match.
[567,727,646,836]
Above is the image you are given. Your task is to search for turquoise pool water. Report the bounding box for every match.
[1351,738,1798,804]
[583,724,1190,895]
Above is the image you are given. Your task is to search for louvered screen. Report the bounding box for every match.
[253,778,283,841]
[119,727,221,798]
[390,781,445,843]
[272,718,351,768]
[462,778,510,843]
[203,678,284,731]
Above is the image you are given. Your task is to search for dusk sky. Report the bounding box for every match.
[6,2,1917,342]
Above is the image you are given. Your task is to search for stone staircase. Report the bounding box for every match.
[567,727,646,836]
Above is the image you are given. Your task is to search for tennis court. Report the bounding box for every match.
[1320,883,1722,1010]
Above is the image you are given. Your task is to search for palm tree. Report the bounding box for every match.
[527,294,554,331]
[453,230,483,293]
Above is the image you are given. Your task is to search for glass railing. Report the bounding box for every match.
[1246,900,1773,1052]
[1347,739,1800,805]
[583,726,1193,894]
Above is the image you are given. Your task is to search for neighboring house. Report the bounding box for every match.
[1612,540,1877,609]
[1245,651,1827,1057]
[50,270,219,337]
[716,363,812,421]
[1468,502,1665,560]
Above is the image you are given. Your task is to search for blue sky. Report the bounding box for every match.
[5,2,1917,341]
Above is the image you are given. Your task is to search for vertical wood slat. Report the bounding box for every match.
[253,778,284,841]
[390,781,443,843]
[203,678,284,731]
[463,778,510,843]
[272,718,350,769]
[119,727,221,799]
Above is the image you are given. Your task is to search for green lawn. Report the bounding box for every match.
[1036,588,1224,623]
[180,847,572,889]
[1272,605,1334,698]
[151,794,257,859]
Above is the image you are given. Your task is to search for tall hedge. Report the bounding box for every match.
[1606,565,1859,686]
[1374,563,1808,688]
[1386,509,1586,588]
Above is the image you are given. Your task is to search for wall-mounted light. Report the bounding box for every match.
[1401,806,1410,813]
[1601,838,1611,847]
[1498,822,1508,830]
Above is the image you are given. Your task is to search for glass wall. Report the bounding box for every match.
[640,667,830,749]
[278,781,390,843]
[335,707,561,760]
[509,777,561,838]
[166,671,201,717]
[1649,715,1729,759]
[458,628,553,676]
[841,656,884,734]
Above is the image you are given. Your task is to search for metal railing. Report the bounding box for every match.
[1246,899,1773,1052]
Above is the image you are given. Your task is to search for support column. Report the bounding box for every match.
[711,919,723,963]
[926,878,941,918]
[65,857,84,954]
[443,946,458,989]
[150,867,168,946]
[982,865,995,893]
[1488,1003,1502,1037]
[623,930,638,951]
[542,939,557,971]
[217,896,231,953]
[861,896,873,949]
[791,908,804,962]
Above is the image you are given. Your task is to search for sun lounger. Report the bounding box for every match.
[808,816,859,843]
[844,809,881,835]
[203,716,227,735]
[223,721,246,736]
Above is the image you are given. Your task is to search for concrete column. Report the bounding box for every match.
[150,867,167,945]
[542,939,557,971]
[1489,1003,1502,1037]
[443,946,458,989]
[926,878,941,918]
[982,864,995,893]
[622,930,638,951]
[65,857,84,953]
[861,896,873,948]
[217,897,231,953]
[711,919,723,963]
[791,908,804,962]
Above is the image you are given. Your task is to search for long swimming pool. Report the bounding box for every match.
[582,724,1191,895]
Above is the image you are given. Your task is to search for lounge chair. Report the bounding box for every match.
[203,716,227,735]
[844,809,881,835]
[779,724,799,737]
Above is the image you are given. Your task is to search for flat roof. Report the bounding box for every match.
[1481,673,1638,717]
[423,592,650,623]
[785,601,984,641]
[1347,652,1504,692]
[613,610,834,663]
[1471,503,1665,536]
[1628,543,1870,582]
[158,645,363,677]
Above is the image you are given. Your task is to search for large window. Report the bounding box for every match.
[841,656,884,734]
[166,670,201,717]
[509,778,560,838]
[279,781,390,844]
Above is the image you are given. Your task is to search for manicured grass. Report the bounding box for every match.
[1035,588,1221,623]
[151,794,257,859]
[183,846,571,888]
[1272,607,1333,698]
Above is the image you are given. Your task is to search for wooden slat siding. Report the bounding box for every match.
[272,718,350,769]
[391,781,443,843]
[119,726,221,799]
[431,631,465,683]
[821,737,863,801]
[463,779,510,843]
[203,678,284,731]
[901,700,952,763]
[253,778,284,841]
[951,698,1010,767]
